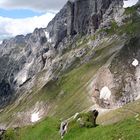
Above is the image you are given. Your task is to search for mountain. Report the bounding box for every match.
[0,0,140,138]
[0,0,123,108]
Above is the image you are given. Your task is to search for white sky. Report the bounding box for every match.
[0,13,55,41]
[0,0,138,12]
[0,0,67,12]
[123,0,138,8]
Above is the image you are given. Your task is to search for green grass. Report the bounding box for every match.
[2,116,140,140]
[97,99,140,125]
[64,117,140,140]
[18,118,60,140]
[47,55,108,119]
[102,21,119,35]
[125,6,137,15]
[2,117,60,140]
[2,100,140,140]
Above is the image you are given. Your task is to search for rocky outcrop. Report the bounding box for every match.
[137,0,140,5]
[46,4,68,48]
[89,35,140,108]
[109,37,140,106]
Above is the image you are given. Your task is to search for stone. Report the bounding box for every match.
[60,121,68,139]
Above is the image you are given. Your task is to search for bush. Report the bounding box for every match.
[2,129,16,140]
[76,111,98,128]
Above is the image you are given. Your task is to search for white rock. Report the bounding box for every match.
[31,112,40,122]
[73,113,79,119]
[0,41,2,44]
[100,86,111,100]
[135,114,139,118]
[132,59,139,67]
[77,118,82,121]
[15,60,34,85]
[44,31,52,43]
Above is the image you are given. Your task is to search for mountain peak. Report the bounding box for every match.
[46,0,123,48]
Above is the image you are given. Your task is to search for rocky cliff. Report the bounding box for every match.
[46,0,123,47]
[0,28,49,107]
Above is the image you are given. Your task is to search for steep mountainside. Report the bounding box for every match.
[0,0,140,134]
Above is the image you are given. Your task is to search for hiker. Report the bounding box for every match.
[60,121,68,139]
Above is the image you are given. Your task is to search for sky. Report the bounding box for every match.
[123,0,138,8]
[0,0,139,42]
[0,0,68,42]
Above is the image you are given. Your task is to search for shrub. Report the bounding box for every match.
[2,129,16,140]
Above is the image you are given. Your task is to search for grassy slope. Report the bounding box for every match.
[3,99,140,140]
[97,99,140,125]
[3,115,140,140]
[36,36,122,119]
[64,118,140,140]
[0,31,121,124]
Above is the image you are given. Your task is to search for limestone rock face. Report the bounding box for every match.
[0,28,51,107]
[109,37,140,106]
[68,0,113,34]
[46,0,123,47]
[46,4,68,47]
